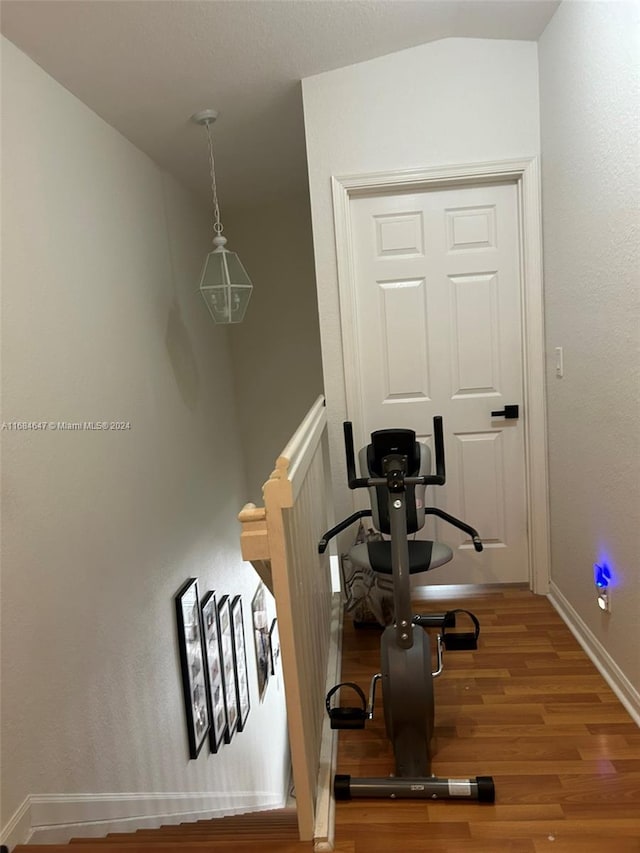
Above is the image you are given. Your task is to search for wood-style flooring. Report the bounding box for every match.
[334,586,640,852]
[11,588,638,853]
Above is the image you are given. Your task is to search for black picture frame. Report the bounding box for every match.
[175,578,210,759]
[230,595,251,731]
[252,583,270,700]
[217,595,239,743]
[269,618,280,675]
[200,591,227,753]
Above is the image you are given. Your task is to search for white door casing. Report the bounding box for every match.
[332,159,550,593]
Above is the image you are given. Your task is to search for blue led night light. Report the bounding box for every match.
[593,562,614,612]
[594,563,611,589]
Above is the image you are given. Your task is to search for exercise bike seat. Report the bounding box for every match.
[348,428,453,575]
[349,539,453,575]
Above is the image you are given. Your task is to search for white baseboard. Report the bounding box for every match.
[548,582,640,726]
[1,797,31,851]
[2,791,285,849]
[313,592,343,853]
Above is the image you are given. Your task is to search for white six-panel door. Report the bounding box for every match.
[349,182,528,585]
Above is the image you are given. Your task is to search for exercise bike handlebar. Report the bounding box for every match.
[318,416,482,554]
[344,416,446,490]
[337,417,482,553]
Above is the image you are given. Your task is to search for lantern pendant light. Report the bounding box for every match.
[192,109,253,324]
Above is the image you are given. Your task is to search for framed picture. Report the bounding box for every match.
[217,595,239,743]
[175,578,210,759]
[252,583,270,700]
[269,618,280,675]
[200,591,227,753]
[230,596,251,731]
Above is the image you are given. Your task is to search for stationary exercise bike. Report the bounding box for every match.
[319,416,495,803]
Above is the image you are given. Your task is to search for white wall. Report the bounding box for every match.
[539,2,640,694]
[1,37,289,840]
[302,38,540,523]
[224,194,324,503]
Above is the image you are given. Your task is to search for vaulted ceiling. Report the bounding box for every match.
[1,1,559,207]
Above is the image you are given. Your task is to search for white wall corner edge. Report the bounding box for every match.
[1,791,286,849]
[548,582,640,727]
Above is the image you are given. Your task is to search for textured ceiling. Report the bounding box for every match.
[0,1,559,207]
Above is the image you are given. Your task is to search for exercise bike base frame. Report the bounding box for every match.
[335,774,495,803]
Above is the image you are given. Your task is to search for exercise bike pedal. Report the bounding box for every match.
[328,707,367,730]
[441,609,480,651]
[326,681,368,730]
[442,632,478,651]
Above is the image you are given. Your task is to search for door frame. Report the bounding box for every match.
[331,157,550,594]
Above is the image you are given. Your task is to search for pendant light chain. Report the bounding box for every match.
[205,121,224,239]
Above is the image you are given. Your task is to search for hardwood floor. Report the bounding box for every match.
[11,588,638,853]
[334,586,640,852]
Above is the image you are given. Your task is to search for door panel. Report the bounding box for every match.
[449,273,500,396]
[455,431,506,545]
[349,183,528,585]
[379,279,430,401]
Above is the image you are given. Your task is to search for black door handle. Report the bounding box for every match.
[491,404,519,419]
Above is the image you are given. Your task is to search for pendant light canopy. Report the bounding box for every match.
[192,109,253,324]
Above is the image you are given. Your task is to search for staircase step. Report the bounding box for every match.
[169,810,298,829]
[133,811,299,837]
[15,842,355,852]
[67,808,300,845]
[135,831,299,839]
[73,833,300,844]
[15,845,314,853]
[71,830,299,843]
[12,807,362,852]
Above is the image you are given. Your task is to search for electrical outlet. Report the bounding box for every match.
[597,588,611,612]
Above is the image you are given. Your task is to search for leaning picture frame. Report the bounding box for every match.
[269,617,280,676]
[175,578,210,759]
[230,595,251,731]
[252,583,270,700]
[217,595,239,743]
[200,591,227,753]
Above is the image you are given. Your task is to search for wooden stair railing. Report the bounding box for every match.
[237,503,272,593]
[239,395,341,852]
